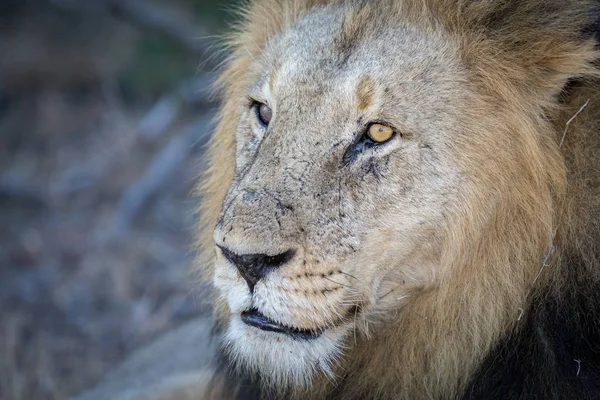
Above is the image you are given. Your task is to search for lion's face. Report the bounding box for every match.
[212,6,469,386]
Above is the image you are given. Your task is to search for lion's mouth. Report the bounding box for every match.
[241,308,323,340]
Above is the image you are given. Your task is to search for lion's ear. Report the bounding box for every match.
[459,0,600,100]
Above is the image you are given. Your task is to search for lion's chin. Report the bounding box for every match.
[224,316,350,388]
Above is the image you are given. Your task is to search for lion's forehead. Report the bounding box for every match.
[259,7,467,135]
[270,8,460,84]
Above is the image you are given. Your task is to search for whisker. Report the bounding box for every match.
[339,271,361,282]
[378,287,398,301]
[352,305,358,345]
[324,277,352,288]
[400,269,418,281]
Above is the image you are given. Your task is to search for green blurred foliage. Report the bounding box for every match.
[119,34,192,94]
[120,0,241,95]
[193,0,243,28]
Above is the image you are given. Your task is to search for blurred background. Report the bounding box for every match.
[0,1,238,398]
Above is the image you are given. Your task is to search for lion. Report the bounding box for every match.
[74,0,600,399]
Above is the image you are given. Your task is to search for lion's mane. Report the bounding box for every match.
[197,1,600,399]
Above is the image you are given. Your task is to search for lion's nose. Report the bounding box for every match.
[217,245,296,293]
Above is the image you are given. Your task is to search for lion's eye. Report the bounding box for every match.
[367,123,394,143]
[255,103,272,126]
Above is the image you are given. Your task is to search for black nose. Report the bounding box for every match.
[217,245,296,293]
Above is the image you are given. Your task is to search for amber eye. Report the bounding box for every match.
[256,103,272,126]
[367,123,394,143]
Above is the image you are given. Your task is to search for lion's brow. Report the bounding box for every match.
[268,65,280,93]
[355,74,375,112]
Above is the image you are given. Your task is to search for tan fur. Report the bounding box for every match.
[73,1,599,400]
[73,1,599,399]
[194,0,600,399]
[355,75,375,112]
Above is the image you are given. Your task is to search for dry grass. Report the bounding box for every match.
[0,86,211,399]
[0,4,214,398]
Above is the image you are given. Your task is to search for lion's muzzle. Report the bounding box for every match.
[217,245,296,293]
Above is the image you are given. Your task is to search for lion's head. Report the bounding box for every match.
[198,0,600,398]
[213,3,470,384]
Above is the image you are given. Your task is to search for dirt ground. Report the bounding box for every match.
[0,1,227,399]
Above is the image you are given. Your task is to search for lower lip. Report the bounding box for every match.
[241,309,323,340]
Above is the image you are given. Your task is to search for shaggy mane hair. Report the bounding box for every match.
[197,0,600,398]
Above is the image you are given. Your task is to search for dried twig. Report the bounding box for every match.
[112,112,216,238]
[518,233,557,322]
[559,99,590,148]
[0,178,49,207]
[138,74,216,141]
[532,241,556,285]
